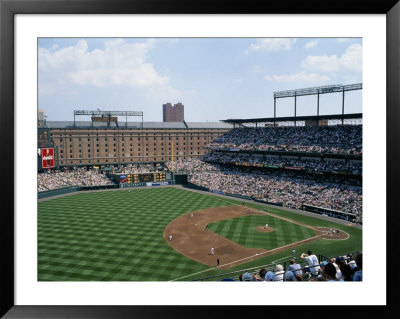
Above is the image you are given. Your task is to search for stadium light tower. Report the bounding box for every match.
[73,110,144,128]
[273,83,362,126]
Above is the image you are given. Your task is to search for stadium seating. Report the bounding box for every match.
[206,125,362,155]
[38,167,113,192]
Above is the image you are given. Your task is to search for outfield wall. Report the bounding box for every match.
[38,187,81,199]
[38,184,118,199]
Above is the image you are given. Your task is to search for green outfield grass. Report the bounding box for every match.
[38,187,362,281]
[208,215,316,250]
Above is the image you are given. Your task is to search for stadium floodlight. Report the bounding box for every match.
[222,83,363,127]
[271,83,362,126]
[273,83,362,99]
[73,110,144,128]
[74,110,143,117]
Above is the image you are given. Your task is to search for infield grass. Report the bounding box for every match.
[38,186,362,281]
[209,215,316,250]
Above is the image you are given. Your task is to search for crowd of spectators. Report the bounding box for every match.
[206,125,362,155]
[202,152,362,175]
[164,158,219,173]
[38,167,113,192]
[237,252,362,282]
[189,169,362,215]
[177,125,363,218]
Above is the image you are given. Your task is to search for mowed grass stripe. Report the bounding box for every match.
[38,187,231,281]
[38,187,359,281]
[209,214,316,250]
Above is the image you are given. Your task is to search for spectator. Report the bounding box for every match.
[265,271,275,281]
[242,271,255,281]
[301,250,320,276]
[312,260,329,281]
[284,271,296,281]
[258,269,267,282]
[339,262,354,281]
[287,258,303,277]
[274,264,285,281]
[353,253,363,281]
[333,256,346,280]
[335,256,354,281]
[323,263,343,281]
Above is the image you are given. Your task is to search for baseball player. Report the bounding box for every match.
[169,235,173,241]
[216,258,220,267]
[292,248,296,258]
[264,224,268,229]
[190,212,194,218]
[210,247,214,255]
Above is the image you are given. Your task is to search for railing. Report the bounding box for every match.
[190,252,361,281]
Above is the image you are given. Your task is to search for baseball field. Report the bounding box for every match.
[38,186,362,281]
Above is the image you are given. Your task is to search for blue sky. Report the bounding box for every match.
[38,38,362,122]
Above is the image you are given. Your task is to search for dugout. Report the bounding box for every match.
[302,204,358,222]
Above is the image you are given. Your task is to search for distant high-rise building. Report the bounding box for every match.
[38,109,47,127]
[38,109,45,121]
[163,102,184,122]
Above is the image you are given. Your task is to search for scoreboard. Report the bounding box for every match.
[119,172,172,185]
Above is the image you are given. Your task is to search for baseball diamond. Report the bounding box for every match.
[38,186,359,281]
[36,39,364,285]
[164,205,349,269]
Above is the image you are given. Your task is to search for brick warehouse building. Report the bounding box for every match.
[163,102,184,122]
[39,121,232,167]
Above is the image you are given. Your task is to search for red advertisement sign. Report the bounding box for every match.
[41,148,55,168]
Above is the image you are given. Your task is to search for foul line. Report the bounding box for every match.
[168,196,350,281]
[219,233,325,270]
[272,255,293,264]
[169,267,218,282]
[169,233,325,282]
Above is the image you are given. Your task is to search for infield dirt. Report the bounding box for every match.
[164,206,348,269]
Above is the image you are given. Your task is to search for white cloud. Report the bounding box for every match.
[39,38,180,93]
[340,44,362,72]
[245,38,296,54]
[184,89,197,95]
[301,55,340,72]
[164,38,179,44]
[336,38,350,42]
[264,71,330,83]
[304,40,318,49]
[302,43,362,73]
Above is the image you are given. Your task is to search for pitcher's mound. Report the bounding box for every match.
[255,226,275,233]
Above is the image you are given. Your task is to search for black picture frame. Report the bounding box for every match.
[1,0,399,317]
